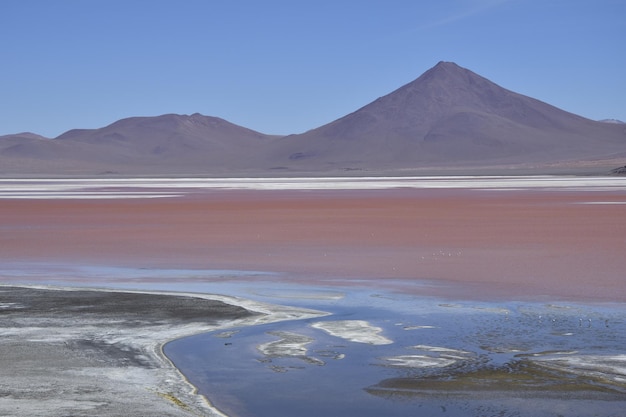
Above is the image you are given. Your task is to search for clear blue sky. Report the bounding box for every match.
[1,0,625,137]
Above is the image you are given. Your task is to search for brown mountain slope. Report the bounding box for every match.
[268,61,626,171]
[0,133,100,175]
[1,114,277,175]
[56,113,272,151]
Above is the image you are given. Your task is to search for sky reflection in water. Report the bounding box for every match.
[3,263,625,416]
[164,280,626,417]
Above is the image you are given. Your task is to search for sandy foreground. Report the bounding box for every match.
[0,285,326,417]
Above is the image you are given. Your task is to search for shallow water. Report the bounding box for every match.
[164,283,626,417]
[3,262,626,416]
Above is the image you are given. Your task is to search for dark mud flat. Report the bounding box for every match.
[0,286,252,321]
[0,286,256,417]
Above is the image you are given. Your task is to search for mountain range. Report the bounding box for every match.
[1,61,625,176]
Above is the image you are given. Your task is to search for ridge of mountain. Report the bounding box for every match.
[0,132,50,141]
[55,113,275,144]
[1,61,624,176]
[0,113,278,174]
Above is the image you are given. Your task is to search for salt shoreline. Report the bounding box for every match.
[0,284,328,417]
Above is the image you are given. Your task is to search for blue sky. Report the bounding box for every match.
[1,0,625,137]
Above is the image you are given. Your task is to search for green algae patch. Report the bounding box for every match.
[158,392,191,411]
[366,361,626,400]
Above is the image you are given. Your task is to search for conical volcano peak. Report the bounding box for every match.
[363,61,499,117]
[423,61,466,77]
[269,61,626,171]
[433,60,462,70]
[413,61,490,88]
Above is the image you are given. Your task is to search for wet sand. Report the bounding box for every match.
[1,187,625,302]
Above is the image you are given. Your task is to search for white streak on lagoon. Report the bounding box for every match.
[1,176,625,199]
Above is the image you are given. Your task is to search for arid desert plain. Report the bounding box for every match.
[1,176,626,416]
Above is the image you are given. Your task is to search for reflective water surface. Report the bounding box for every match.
[163,282,626,417]
[3,262,625,416]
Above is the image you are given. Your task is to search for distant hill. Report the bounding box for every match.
[0,132,50,141]
[1,62,624,176]
[0,114,277,175]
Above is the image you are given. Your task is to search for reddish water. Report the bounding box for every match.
[1,187,625,302]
